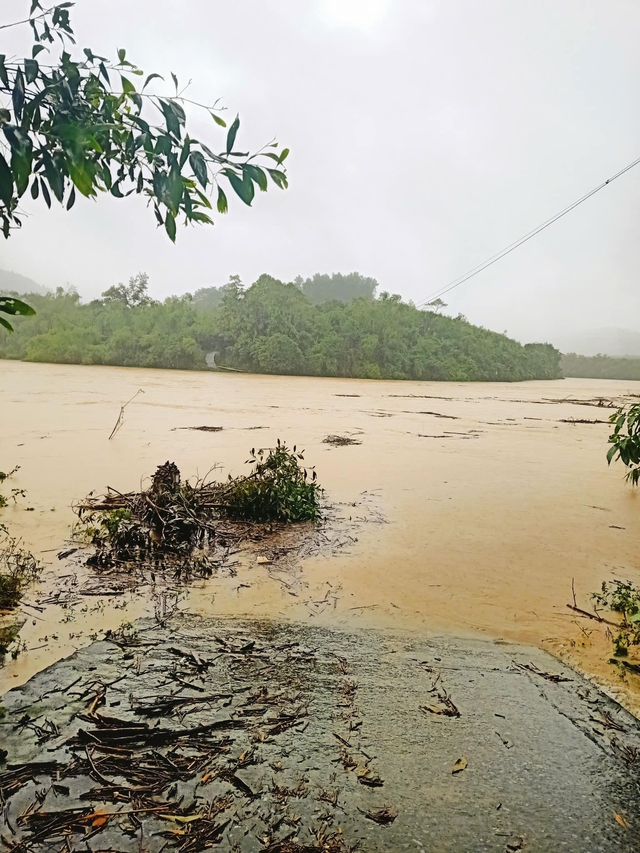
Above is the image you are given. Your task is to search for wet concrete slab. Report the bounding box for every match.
[1,615,639,852]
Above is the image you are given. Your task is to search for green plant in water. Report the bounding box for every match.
[607,405,640,485]
[222,440,321,523]
[0,624,22,656]
[592,580,640,656]
[100,508,133,539]
[0,531,41,609]
[0,466,22,507]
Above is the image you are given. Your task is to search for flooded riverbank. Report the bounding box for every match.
[2,360,640,709]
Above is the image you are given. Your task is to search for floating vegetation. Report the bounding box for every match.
[75,442,322,578]
[323,435,362,447]
[0,531,41,611]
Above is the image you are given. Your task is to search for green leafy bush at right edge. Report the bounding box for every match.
[593,581,640,657]
[595,406,640,657]
[607,404,640,486]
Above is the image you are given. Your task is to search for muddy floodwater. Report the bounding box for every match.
[2,360,640,709]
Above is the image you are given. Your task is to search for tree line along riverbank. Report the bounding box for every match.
[0,273,561,382]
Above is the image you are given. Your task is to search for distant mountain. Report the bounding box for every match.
[554,328,640,358]
[0,268,49,296]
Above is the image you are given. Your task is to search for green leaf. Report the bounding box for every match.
[11,149,32,197]
[117,48,126,64]
[0,296,36,316]
[42,154,64,202]
[189,151,207,189]
[67,158,95,197]
[101,163,112,190]
[4,125,33,156]
[225,169,254,206]
[0,152,13,207]
[24,58,39,84]
[167,166,183,213]
[179,136,191,168]
[32,44,46,59]
[216,185,228,214]
[159,99,182,138]
[4,131,33,202]
[267,169,288,189]
[0,315,13,332]
[0,56,7,89]
[40,177,51,208]
[0,109,10,126]
[66,186,76,210]
[190,211,214,224]
[120,74,135,95]
[152,171,171,208]
[212,112,227,128]
[164,209,176,242]
[142,72,163,91]
[278,147,290,164]
[226,115,240,154]
[244,164,268,192]
[171,72,179,93]
[12,69,25,120]
[607,445,618,465]
[30,175,39,200]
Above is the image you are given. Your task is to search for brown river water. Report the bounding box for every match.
[2,360,640,710]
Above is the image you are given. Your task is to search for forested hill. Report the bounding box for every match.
[0,273,561,382]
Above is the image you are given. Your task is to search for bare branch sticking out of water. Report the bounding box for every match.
[108,389,145,440]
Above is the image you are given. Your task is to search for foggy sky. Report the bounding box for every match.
[2,0,639,345]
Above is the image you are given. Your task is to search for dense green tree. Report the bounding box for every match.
[0,273,562,381]
[299,272,378,305]
[192,276,243,309]
[102,272,153,307]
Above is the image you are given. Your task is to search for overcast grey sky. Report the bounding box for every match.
[2,0,639,345]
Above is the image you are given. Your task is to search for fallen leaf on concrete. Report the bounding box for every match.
[614,811,629,829]
[360,806,398,825]
[257,556,272,565]
[357,767,384,787]
[452,756,468,774]
[422,703,445,715]
[160,814,203,824]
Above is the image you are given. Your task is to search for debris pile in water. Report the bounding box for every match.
[75,441,321,579]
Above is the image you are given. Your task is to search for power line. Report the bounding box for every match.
[416,154,640,309]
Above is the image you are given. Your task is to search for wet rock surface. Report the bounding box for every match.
[1,615,640,852]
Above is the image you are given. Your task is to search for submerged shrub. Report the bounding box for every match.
[0,532,41,610]
[593,580,640,656]
[222,441,321,523]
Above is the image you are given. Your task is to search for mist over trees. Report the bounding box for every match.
[0,273,561,381]
[562,353,640,381]
[297,272,378,305]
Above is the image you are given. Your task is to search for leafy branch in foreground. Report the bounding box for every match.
[0,1,289,241]
[606,405,640,485]
[0,294,35,331]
